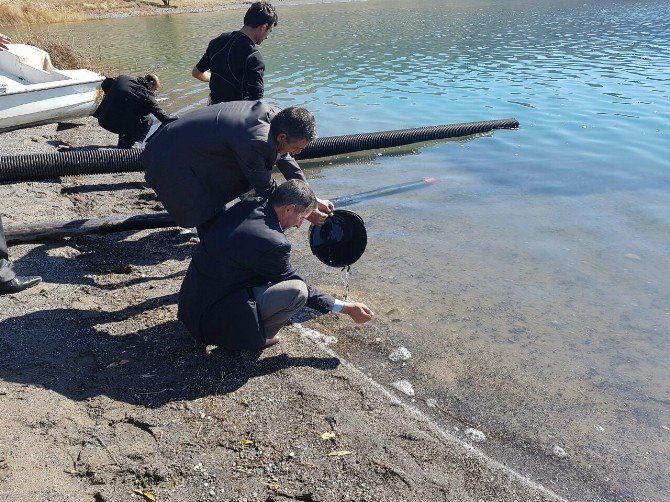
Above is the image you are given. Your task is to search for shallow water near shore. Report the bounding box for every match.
[11,0,670,499]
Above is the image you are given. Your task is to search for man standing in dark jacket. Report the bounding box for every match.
[94,74,173,148]
[191,2,277,104]
[142,100,333,230]
[178,180,374,351]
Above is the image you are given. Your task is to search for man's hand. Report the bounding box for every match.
[191,66,211,83]
[0,33,11,51]
[306,198,334,226]
[318,198,334,214]
[342,302,374,324]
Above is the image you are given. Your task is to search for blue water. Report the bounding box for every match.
[18,0,670,498]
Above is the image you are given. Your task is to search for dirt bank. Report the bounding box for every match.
[0,0,357,26]
[0,120,561,500]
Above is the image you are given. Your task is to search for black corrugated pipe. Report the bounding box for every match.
[295,117,519,160]
[0,118,518,182]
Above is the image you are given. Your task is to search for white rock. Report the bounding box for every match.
[425,398,437,408]
[553,445,568,458]
[389,346,412,361]
[47,246,80,258]
[464,427,486,442]
[297,324,338,345]
[391,380,415,396]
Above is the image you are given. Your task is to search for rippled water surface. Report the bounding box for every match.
[21,0,670,499]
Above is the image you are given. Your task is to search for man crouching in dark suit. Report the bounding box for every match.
[178,180,374,351]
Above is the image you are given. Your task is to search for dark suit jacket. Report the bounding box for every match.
[141,100,306,229]
[178,200,335,350]
[93,75,170,138]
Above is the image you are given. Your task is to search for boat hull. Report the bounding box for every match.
[0,81,103,132]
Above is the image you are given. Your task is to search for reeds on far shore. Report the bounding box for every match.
[0,1,84,25]
[0,0,243,26]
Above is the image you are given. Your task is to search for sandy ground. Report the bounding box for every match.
[0,119,562,501]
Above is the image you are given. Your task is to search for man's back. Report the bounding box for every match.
[141,101,282,228]
[195,31,264,104]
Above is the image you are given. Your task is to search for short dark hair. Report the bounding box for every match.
[244,2,278,28]
[270,107,317,143]
[270,180,317,213]
[144,74,160,87]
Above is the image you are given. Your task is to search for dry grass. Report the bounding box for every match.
[10,34,114,75]
[0,2,83,25]
[0,0,245,26]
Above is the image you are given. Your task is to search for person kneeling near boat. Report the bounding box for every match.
[94,74,174,149]
[178,180,374,351]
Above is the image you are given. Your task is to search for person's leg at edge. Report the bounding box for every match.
[0,215,42,295]
[0,215,16,283]
[252,279,308,347]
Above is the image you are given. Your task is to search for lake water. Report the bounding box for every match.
[15,0,670,499]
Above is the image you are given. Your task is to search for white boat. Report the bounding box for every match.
[0,44,105,132]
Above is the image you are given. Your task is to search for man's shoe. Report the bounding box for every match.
[0,276,42,295]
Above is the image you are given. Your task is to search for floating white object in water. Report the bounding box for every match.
[553,445,568,458]
[624,253,641,260]
[464,427,486,442]
[297,324,338,345]
[389,346,412,361]
[391,380,415,396]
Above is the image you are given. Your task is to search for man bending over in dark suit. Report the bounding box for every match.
[142,100,333,231]
[178,180,374,351]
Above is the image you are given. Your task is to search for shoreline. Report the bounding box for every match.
[0,120,561,500]
[0,0,365,26]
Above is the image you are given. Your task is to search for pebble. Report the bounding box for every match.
[391,380,415,396]
[388,347,412,362]
[425,398,437,408]
[297,324,338,345]
[553,445,568,458]
[464,427,486,442]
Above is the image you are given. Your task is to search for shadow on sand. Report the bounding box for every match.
[0,293,339,408]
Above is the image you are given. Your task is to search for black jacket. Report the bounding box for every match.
[178,200,335,350]
[195,31,264,104]
[94,75,171,138]
[141,100,306,229]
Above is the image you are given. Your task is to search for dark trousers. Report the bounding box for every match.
[0,215,16,283]
[117,117,152,149]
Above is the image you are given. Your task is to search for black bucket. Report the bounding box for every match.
[309,209,367,268]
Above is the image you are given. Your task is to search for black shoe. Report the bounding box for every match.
[0,276,42,295]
